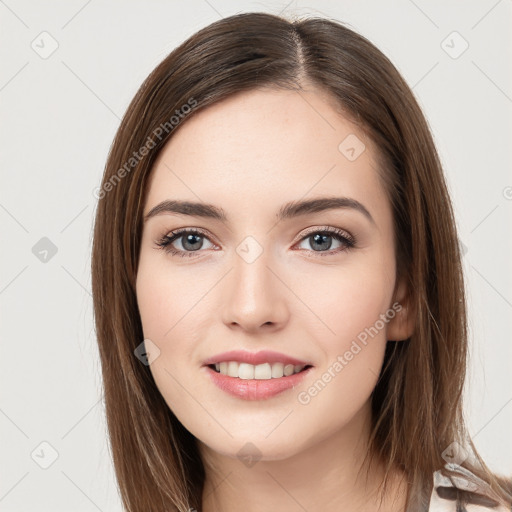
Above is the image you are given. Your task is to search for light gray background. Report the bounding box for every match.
[1,1,511,510]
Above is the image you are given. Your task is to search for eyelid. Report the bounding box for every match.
[169,226,218,245]
[159,227,219,250]
[293,225,355,245]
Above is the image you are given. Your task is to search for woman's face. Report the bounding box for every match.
[136,86,409,461]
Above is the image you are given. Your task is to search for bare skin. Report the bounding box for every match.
[136,85,414,511]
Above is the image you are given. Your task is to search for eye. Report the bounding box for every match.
[154,226,356,259]
[154,228,216,258]
[294,226,356,256]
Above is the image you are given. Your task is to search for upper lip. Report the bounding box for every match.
[203,350,311,367]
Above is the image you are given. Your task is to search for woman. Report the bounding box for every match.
[91,12,512,512]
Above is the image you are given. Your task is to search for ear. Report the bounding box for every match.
[386,277,416,342]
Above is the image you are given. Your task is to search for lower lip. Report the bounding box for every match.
[203,365,313,401]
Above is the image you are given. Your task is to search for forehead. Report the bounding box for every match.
[144,87,388,222]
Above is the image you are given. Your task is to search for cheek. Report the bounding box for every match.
[136,269,178,341]
[135,255,214,407]
[291,254,394,407]
[136,281,186,418]
[136,249,206,341]
[291,255,394,351]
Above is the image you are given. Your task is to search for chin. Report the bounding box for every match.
[197,430,307,463]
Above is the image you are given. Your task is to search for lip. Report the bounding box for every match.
[203,364,314,401]
[202,350,310,367]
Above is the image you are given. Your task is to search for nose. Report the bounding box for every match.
[221,243,289,334]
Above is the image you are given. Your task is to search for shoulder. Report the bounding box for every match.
[428,463,511,512]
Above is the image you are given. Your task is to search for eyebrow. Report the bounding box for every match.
[144,196,375,225]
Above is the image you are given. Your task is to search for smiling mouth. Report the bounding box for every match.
[208,362,313,380]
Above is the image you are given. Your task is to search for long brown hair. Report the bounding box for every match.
[91,12,511,511]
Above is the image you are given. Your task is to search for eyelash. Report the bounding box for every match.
[154,226,356,259]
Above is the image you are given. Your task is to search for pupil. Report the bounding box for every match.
[312,233,331,251]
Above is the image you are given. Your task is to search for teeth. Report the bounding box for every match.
[271,362,284,378]
[227,361,239,378]
[284,364,294,376]
[238,363,254,380]
[254,363,271,380]
[213,361,307,379]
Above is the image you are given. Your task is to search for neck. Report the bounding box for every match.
[198,402,407,512]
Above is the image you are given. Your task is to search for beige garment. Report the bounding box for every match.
[428,463,510,512]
